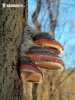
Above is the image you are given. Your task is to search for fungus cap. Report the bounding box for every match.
[27,46,65,70]
[32,33,64,55]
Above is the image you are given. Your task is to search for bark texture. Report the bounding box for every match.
[0,0,28,100]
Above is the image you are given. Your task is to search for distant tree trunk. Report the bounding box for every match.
[0,0,28,100]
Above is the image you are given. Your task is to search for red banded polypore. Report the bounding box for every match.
[32,33,64,55]
[19,57,43,83]
[27,46,64,70]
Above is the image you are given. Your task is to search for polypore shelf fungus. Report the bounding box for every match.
[27,46,64,70]
[19,25,65,83]
[32,32,64,55]
[19,57,43,83]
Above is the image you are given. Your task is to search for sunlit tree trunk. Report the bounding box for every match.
[0,0,28,100]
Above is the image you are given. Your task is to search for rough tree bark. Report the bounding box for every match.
[0,0,28,100]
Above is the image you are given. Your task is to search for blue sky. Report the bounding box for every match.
[28,0,75,68]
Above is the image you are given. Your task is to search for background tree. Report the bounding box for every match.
[31,0,60,99]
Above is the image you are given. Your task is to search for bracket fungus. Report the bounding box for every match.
[27,46,64,70]
[19,57,43,83]
[32,33,64,55]
[19,25,65,83]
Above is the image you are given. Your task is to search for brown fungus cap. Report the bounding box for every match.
[27,46,65,70]
[32,33,64,55]
[19,57,43,83]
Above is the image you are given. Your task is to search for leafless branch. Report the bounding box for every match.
[46,0,60,37]
[32,0,41,30]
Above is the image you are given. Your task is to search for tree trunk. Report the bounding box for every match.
[0,0,28,100]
